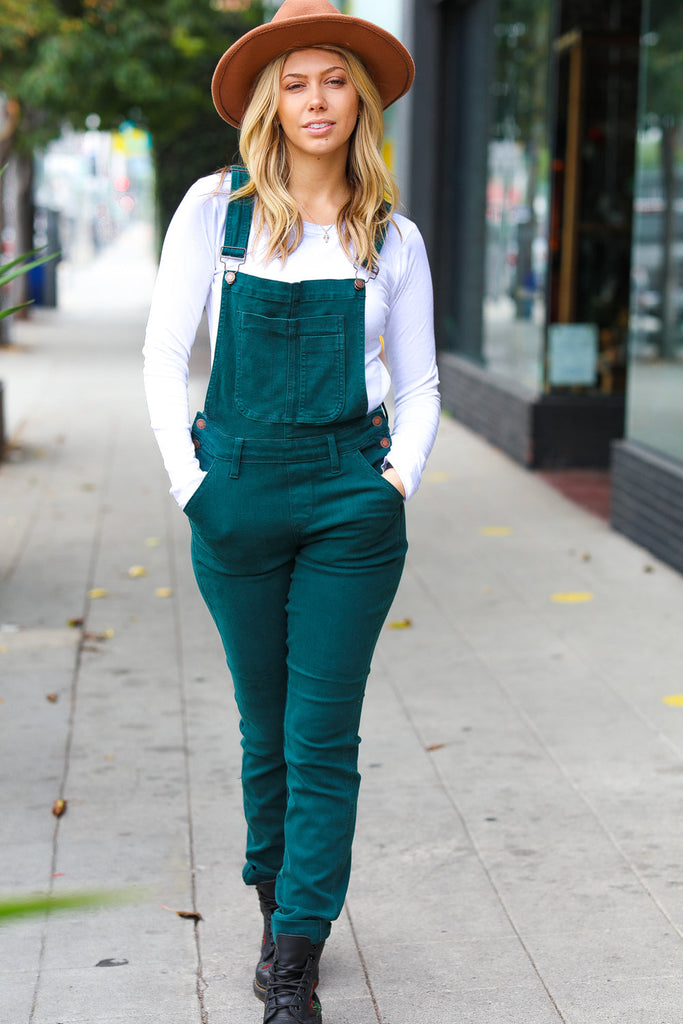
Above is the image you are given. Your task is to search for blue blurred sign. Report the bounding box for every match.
[548,323,599,386]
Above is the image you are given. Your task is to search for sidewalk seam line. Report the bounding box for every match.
[376,565,569,1022]
[167,494,209,1024]
[345,902,383,1024]
[28,417,118,1023]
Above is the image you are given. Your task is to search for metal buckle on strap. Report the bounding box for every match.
[221,246,247,285]
[353,262,379,291]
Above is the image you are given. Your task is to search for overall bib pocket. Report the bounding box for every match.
[235,310,346,424]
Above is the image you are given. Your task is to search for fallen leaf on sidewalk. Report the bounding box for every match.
[663,695,683,707]
[159,904,203,922]
[551,592,594,604]
[46,693,59,703]
[155,587,173,598]
[127,565,147,578]
[88,588,108,600]
[68,617,84,628]
[145,537,161,547]
[83,629,115,642]
[388,618,412,629]
[52,799,67,818]
[479,526,512,536]
[426,743,445,752]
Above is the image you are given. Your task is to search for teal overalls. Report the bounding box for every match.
[184,169,407,945]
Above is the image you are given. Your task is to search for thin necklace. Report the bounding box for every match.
[297,199,335,243]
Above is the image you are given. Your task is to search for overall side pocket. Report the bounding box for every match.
[183,456,220,521]
[350,446,405,503]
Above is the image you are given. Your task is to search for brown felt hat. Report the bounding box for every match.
[212,0,415,128]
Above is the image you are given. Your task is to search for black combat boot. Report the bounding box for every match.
[263,933,324,1024]
[254,880,278,1001]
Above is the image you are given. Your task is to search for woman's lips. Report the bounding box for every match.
[303,121,335,136]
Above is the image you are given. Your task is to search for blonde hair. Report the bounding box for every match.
[222,45,399,269]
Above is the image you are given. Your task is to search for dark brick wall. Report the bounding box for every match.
[531,394,625,468]
[439,353,625,469]
[611,440,683,574]
[438,353,534,465]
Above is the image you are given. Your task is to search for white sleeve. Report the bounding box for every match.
[142,177,224,508]
[381,223,441,500]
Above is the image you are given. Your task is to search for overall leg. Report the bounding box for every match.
[271,451,407,943]
[188,461,297,884]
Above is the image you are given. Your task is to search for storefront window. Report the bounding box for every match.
[483,0,552,393]
[627,0,683,462]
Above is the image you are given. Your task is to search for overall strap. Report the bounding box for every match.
[354,204,390,289]
[222,165,254,262]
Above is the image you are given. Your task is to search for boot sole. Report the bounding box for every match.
[253,977,267,1002]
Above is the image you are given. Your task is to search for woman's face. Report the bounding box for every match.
[277,48,360,163]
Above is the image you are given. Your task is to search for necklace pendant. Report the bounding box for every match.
[322,228,329,243]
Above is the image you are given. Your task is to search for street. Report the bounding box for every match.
[2,224,683,1023]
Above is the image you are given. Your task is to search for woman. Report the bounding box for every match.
[143,2,440,1021]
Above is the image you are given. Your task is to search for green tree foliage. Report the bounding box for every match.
[0,0,263,232]
[643,0,683,122]
[639,0,683,355]
[491,0,550,145]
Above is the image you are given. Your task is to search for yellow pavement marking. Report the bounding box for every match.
[551,592,594,604]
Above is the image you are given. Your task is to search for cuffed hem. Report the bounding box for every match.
[272,914,331,946]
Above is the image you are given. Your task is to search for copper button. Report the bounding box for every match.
[193,438,201,450]
[380,438,391,449]
[372,416,383,427]
[196,419,206,430]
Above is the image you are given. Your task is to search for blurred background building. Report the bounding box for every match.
[403,0,683,573]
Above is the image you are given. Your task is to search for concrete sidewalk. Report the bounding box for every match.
[2,223,683,1024]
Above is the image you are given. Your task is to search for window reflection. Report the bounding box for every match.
[483,1,551,393]
[628,0,683,461]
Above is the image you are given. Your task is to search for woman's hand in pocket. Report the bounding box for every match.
[381,466,406,498]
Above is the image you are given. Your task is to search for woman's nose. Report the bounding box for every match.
[308,90,327,110]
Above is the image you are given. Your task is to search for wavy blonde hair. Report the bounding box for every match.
[222,45,399,269]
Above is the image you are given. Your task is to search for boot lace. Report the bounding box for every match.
[264,953,317,1022]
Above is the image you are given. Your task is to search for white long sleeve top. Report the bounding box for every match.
[143,172,440,507]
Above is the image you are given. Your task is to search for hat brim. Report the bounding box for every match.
[212,14,415,128]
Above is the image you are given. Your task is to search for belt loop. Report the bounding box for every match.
[230,437,244,479]
[327,434,341,475]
